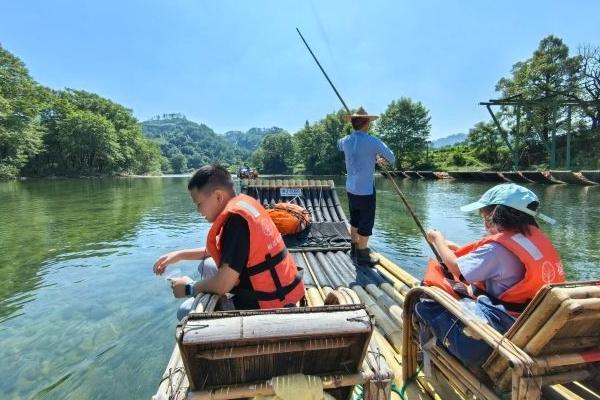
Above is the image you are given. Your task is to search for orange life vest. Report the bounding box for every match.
[206,194,305,309]
[266,202,311,236]
[423,226,565,313]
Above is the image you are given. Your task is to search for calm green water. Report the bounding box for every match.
[0,176,598,399]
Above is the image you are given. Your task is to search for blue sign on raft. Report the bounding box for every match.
[280,188,302,197]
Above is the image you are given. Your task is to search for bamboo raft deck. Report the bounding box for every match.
[154,178,599,400]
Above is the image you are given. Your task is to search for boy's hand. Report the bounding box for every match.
[170,276,194,298]
[153,251,180,275]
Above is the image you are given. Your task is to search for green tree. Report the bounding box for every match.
[0,44,44,178]
[55,110,120,174]
[171,153,187,173]
[574,46,600,130]
[496,35,581,168]
[467,121,510,167]
[253,132,295,173]
[375,98,431,169]
[24,89,161,176]
[294,110,350,174]
[160,156,172,173]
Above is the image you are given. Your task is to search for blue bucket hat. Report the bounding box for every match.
[460,183,556,225]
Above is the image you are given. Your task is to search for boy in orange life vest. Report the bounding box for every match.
[153,164,305,311]
[424,183,564,313]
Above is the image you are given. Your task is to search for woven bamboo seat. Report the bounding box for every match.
[177,305,384,400]
[402,281,600,400]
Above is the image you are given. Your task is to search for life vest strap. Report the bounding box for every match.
[247,248,289,276]
[234,268,304,303]
[243,248,304,303]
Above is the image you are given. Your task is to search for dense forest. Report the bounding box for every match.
[2,34,598,180]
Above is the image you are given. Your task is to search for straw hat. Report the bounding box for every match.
[344,107,379,122]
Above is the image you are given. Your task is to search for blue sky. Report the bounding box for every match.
[2,0,599,139]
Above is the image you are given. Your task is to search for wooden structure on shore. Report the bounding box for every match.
[154,178,599,400]
[388,170,600,185]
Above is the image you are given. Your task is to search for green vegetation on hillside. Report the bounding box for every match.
[224,127,286,152]
[141,115,249,173]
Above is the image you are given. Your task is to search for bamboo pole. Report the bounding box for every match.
[303,252,325,300]
[375,252,419,287]
[525,299,582,355]
[484,285,570,381]
[306,287,325,306]
[379,282,406,307]
[353,286,403,352]
[429,345,501,400]
[535,351,600,369]
[365,283,403,326]
[339,287,361,305]
[374,264,412,297]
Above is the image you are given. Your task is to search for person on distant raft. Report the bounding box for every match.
[424,183,565,315]
[416,183,565,367]
[337,107,395,266]
[153,164,305,319]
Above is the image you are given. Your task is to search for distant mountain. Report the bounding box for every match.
[141,115,250,172]
[432,133,467,148]
[223,127,287,152]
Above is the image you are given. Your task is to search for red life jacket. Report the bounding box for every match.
[423,226,565,314]
[206,194,305,309]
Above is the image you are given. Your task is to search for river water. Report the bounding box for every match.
[0,176,598,399]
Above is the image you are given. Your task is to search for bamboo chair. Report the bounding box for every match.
[402,281,600,400]
[177,304,391,400]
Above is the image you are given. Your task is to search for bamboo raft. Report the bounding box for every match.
[154,178,599,400]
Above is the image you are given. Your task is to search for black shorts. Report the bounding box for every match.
[347,190,376,236]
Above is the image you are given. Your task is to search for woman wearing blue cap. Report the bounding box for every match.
[423,183,565,315]
[416,183,566,367]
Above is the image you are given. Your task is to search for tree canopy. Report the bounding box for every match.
[374,98,431,169]
[1,43,161,178]
[251,132,295,174]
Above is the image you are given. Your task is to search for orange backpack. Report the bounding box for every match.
[266,203,311,236]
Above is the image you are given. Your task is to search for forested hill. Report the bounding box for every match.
[223,127,287,152]
[141,115,250,172]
